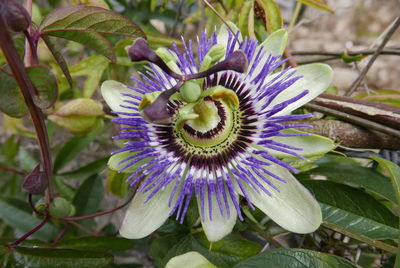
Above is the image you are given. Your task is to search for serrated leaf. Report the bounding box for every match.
[13,247,112,268]
[0,68,28,118]
[53,124,103,173]
[70,55,110,98]
[56,236,134,251]
[39,5,145,62]
[26,65,58,109]
[305,163,397,204]
[0,198,58,240]
[295,0,334,13]
[257,0,282,33]
[41,35,73,87]
[58,157,108,180]
[233,248,355,268]
[303,180,399,240]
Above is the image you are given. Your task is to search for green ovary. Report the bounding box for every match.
[174,98,240,150]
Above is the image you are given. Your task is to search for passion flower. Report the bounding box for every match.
[101,23,334,242]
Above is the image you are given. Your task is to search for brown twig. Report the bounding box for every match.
[304,103,400,139]
[344,16,400,96]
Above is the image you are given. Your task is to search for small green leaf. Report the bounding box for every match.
[56,236,134,251]
[39,5,145,62]
[0,198,58,240]
[12,247,112,268]
[0,68,28,118]
[303,180,400,240]
[237,0,254,37]
[53,124,103,173]
[106,169,129,198]
[295,0,334,13]
[257,0,283,33]
[70,55,110,98]
[26,65,58,109]
[370,155,400,205]
[233,248,355,268]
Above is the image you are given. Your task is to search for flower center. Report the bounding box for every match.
[172,97,241,154]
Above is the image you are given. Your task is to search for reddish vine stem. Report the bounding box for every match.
[59,192,135,221]
[0,15,54,203]
[8,215,50,247]
[50,224,69,247]
[66,220,98,236]
[28,193,44,216]
[0,164,25,176]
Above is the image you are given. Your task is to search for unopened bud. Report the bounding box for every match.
[180,81,201,103]
[49,197,75,218]
[22,164,48,194]
[1,0,31,32]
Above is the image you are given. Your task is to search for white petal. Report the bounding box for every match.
[252,129,335,159]
[268,63,333,116]
[119,183,175,239]
[217,22,242,50]
[166,251,216,268]
[242,165,322,233]
[101,80,139,115]
[249,29,288,78]
[199,189,237,242]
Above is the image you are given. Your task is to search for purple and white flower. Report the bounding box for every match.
[101,23,334,242]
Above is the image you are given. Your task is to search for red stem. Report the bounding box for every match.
[9,215,50,247]
[59,193,135,221]
[0,164,25,176]
[0,15,54,203]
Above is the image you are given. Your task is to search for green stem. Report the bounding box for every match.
[288,1,302,32]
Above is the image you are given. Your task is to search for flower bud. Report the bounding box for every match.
[166,251,217,268]
[22,164,48,194]
[1,0,31,32]
[180,81,202,103]
[49,197,75,218]
[48,98,104,134]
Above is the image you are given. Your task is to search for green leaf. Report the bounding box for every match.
[54,177,76,201]
[73,175,103,227]
[233,248,356,268]
[305,163,397,204]
[26,65,58,109]
[56,237,134,251]
[257,0,283,33]
[12,247,112,268]
[39,5,145,62]
[53,125,103,173]
[70,55,110,98]
[41,35,73,87]
[0,68,28,118]
[295,0,334,13]
[58,157,108,180]
[237,0,254,37]
[303,180,400,240]
[0,198,58,240]
[370,155,400,205]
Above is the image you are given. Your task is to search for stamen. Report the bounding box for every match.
[184,50,248,81]
[128,38,183,80]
